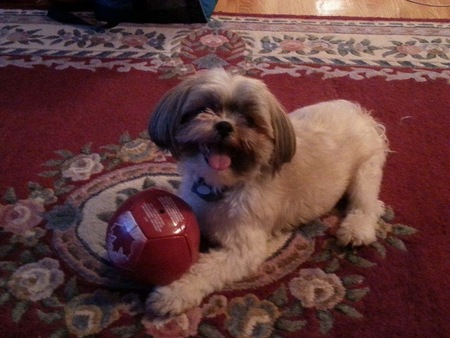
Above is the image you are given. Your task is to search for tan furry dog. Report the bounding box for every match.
[147,68,388,316]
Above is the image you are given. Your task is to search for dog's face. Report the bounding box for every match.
[149,69,296,187]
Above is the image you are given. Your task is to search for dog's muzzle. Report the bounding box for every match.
[200,121,234,171]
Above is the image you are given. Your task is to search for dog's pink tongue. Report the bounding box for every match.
[208,153,231,171]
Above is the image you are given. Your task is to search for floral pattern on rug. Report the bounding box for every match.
[0,10,449,82]
[0,131,417,337]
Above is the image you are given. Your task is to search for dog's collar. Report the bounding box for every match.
[191,178,225,202]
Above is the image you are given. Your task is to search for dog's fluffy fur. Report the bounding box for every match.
[147,69,388,316]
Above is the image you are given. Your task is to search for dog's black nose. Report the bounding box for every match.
[215,121,233,138]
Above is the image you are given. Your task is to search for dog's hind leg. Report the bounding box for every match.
[336,151,386,246]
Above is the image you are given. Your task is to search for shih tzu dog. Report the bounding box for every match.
[147,68,388,316]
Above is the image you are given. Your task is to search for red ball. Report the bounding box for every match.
[106,188,200,286]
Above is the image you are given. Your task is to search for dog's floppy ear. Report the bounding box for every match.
[148,80,193,158]
[267,93,296,172]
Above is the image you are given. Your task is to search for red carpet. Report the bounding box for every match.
[0,10,449,338]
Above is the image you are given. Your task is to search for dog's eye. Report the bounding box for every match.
[245,116,256,127]
[180,108,204,124]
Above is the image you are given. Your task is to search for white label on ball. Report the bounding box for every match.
[120,211,146,240]
[107,211,146,265]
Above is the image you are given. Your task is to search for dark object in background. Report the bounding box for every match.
[47,0,217,25]
[96,0,216,23]
[49,0,92,10]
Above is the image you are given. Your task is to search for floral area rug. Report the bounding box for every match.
[1,9,449,338]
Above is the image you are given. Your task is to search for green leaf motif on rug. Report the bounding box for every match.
[317,310,333,335]
[12,300,29,323]
[335,303,364,318]
[2,187,17,205]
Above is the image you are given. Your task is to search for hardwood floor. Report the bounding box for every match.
[215,0,450,19]
[0,0,449,19]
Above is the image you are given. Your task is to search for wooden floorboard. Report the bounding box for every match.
[0,0,448,19]
[215,0,450,19]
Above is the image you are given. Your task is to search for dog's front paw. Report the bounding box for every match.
[146,281,203,316]
[336,211,378,246]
